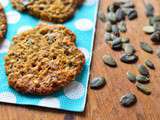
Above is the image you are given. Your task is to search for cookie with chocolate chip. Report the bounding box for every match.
[0,3,7,40]
[11,0,83,23]
[5,24,85,95]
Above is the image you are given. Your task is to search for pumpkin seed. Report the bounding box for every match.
[136,82,151,95]
[112,25,119,32]
[120,92,137,107]
[120,54,138,63]
[153,16,160,22]
[149,16,160,26]
[107,3,121,12]
[136,75,150,83]
[149,17,155,26]
[156,48,160,58]
[107,12,117,23]
[121,37,130,43]
[153,22,160,31]
[102,54,117,67]
[111,34,117,40]
[115,8,126,21]
[112,37,122,50]
[140,42,153,54]
[127,71,136,83]
[145,3,154,17]
[138,64,149,76]
[105,21,112,32]
[90,76,106,89]
[128,9,137,20]
[151,31,160,43]
[143,26,155,34]
[104,32,112,42]
[112,25,120,37]
[123,43,135,55]
[144,59,155,69]
[121,7,130,15]
[98,12,107,22]
[118,21,127,32]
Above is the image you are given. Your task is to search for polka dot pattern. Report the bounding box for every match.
[79,47,90,61]
[6,11,21,24]
[0,92,16,103]
[74,18,93,31]
[64,81,84,100]
[38,97,60,108]
[0,0,99,112]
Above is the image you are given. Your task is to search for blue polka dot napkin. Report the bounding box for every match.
[0,0,99,112]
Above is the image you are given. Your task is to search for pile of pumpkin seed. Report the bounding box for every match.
[89,0,160,107]
[99,0,138,64]
[143,2,160,43]
[142,2,160,58]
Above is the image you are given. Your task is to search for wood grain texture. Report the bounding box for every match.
[1,0,160,120]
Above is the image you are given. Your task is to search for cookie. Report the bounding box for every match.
[11,0,83,23]
[5,24,85,95]
[0,3,7,40]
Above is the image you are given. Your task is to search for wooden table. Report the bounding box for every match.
[1,0,160,120]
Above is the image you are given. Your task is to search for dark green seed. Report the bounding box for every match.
[121,8,130,15]
[143,26,155,34]
[112,38,122,50]
[105,21,112,32]
[149,16,160,26]
[120,92,137,107]
[136,82,151,95]
[127,71,136,83]
[107,12,117,23]
[140,42,153,54]
[153,16,160,21]
[121,37,130,43]
[123,43,135,55]
[112,25,119,33]
[144,59,155,69]
[104,32,112,42]
[136,75,150,83]
[115,8,126,21]
[138,64,149,76]
[120,54,138,64]
[90,76,106,89]
[153,22,160,31]
[118,21,127,32]
[98,12,107,22]
[149,17,155,26]
[145,3,154,17]
[111,34,117,40]
[107,3,121,12]
[128,9,137,20]
[102,54,117,67]
[151,31,160,43]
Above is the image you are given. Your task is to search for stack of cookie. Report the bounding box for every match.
[2,0,86,95]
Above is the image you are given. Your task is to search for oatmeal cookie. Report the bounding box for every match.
[11,0,83,23]
[5,24,85,95]
[0,3,7,40]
